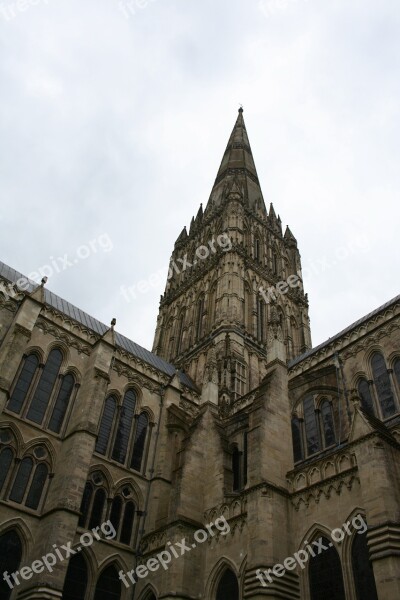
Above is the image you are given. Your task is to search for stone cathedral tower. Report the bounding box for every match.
[153,108,312,398]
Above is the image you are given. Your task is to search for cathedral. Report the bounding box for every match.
[0,109,399,600]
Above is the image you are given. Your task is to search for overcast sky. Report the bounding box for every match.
[0,0,399,353]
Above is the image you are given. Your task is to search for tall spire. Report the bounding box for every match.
[207,108,264,211]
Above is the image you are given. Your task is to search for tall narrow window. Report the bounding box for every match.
[303,396,321,456]
[9,457,33,504]
[320,399,336,447]
[48,374,75,433]
[272,248,278,275]
[291,416,303,462]
[176,313,185,356]
[254,237,260,261]
[196,295,204,341]
[309,537,346,600]
[96,396,117,455]
[0,531,23,600]
[63,553,89,600]
[352,530,378,600]
[25,463,48,510]
[257,299,265,342]
[243,432,248,487]
[371,352,396,418]
[109,496,123,535]
[358,378,375,415]
[394,358,400,390]
[78,482,94,528]
[120,501,135,545]
[130,413,149,472]
[88,488,106,530]
[8,354,39,414]
[0,448,14,494]
[232,447,241,492]
[112,390,136,464]
[94,565,121,600]
[26,349,63,424]
[216,569,239,600]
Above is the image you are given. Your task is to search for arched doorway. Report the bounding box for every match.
[0,530,23,600]
[216,568,239,600]
[309,536,346,600]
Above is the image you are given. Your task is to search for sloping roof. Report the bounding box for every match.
[0,260,198,391]
[289,294,400,369]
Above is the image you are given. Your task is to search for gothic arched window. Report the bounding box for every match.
[257,298,265,342]
[94,565,121,600]
[88,488,107,530]
[291,416,303,462]
[394,358,400,391]
[96,396,117,455]
[120,500,136,545]
[309,537,346,600]
[303,396,321,456]
[26,348,63,425]
[196,295,205,341]
[63,552,88,600]
[8,447,49,510]
[358,378,375,415]
[232,447,241,492]
[352,530,378,600]
[272,248,278,275]
[371,352,396,418]
[0,447,14,494]
[0,530,23,600]
[78,481,94,528]
[8,353,39,414]
[111,389,136,464]
[320,399,336,447]
[176,312,185,355]
[130,412,149,472]
[254,236,260,261]
[216,568,239,600]
[48,373,75,433]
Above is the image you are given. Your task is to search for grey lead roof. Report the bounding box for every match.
[288,293,400,368]
[0,260,197,391]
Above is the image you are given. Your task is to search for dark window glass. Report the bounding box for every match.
[216,568,239,600]
[303,396,321,456]
[254,238,260,260]
[120,501,135,545]
[309,537,346,600]
[48,374,75,433]
[320,400,336,447]
[88,488,106,530]
[26,349,63,424]
[9,457,33,503]
[291,417,303,462]
[8,354,39,414]
[78,482,93,528]
[0,448,14,493]
[96,396,117,455]
[63,553,88,600]
[109,496,123,536]
[196,296,204,340]
[352,531,378,600]
[257,299,264,341]
[176,314,184,355]
[394,358,400,390]
[232,447,241,492]
[358,379,375,415]
[371,352,396,418]
[0,531,23,600]
[243,432,248,486]
[111,390,136,464]
[94,565,121,600]
[130,413,149,472]
[25,463,48,509]
[272,250,278,275]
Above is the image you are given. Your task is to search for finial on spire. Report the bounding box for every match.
[239,104,243,113]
